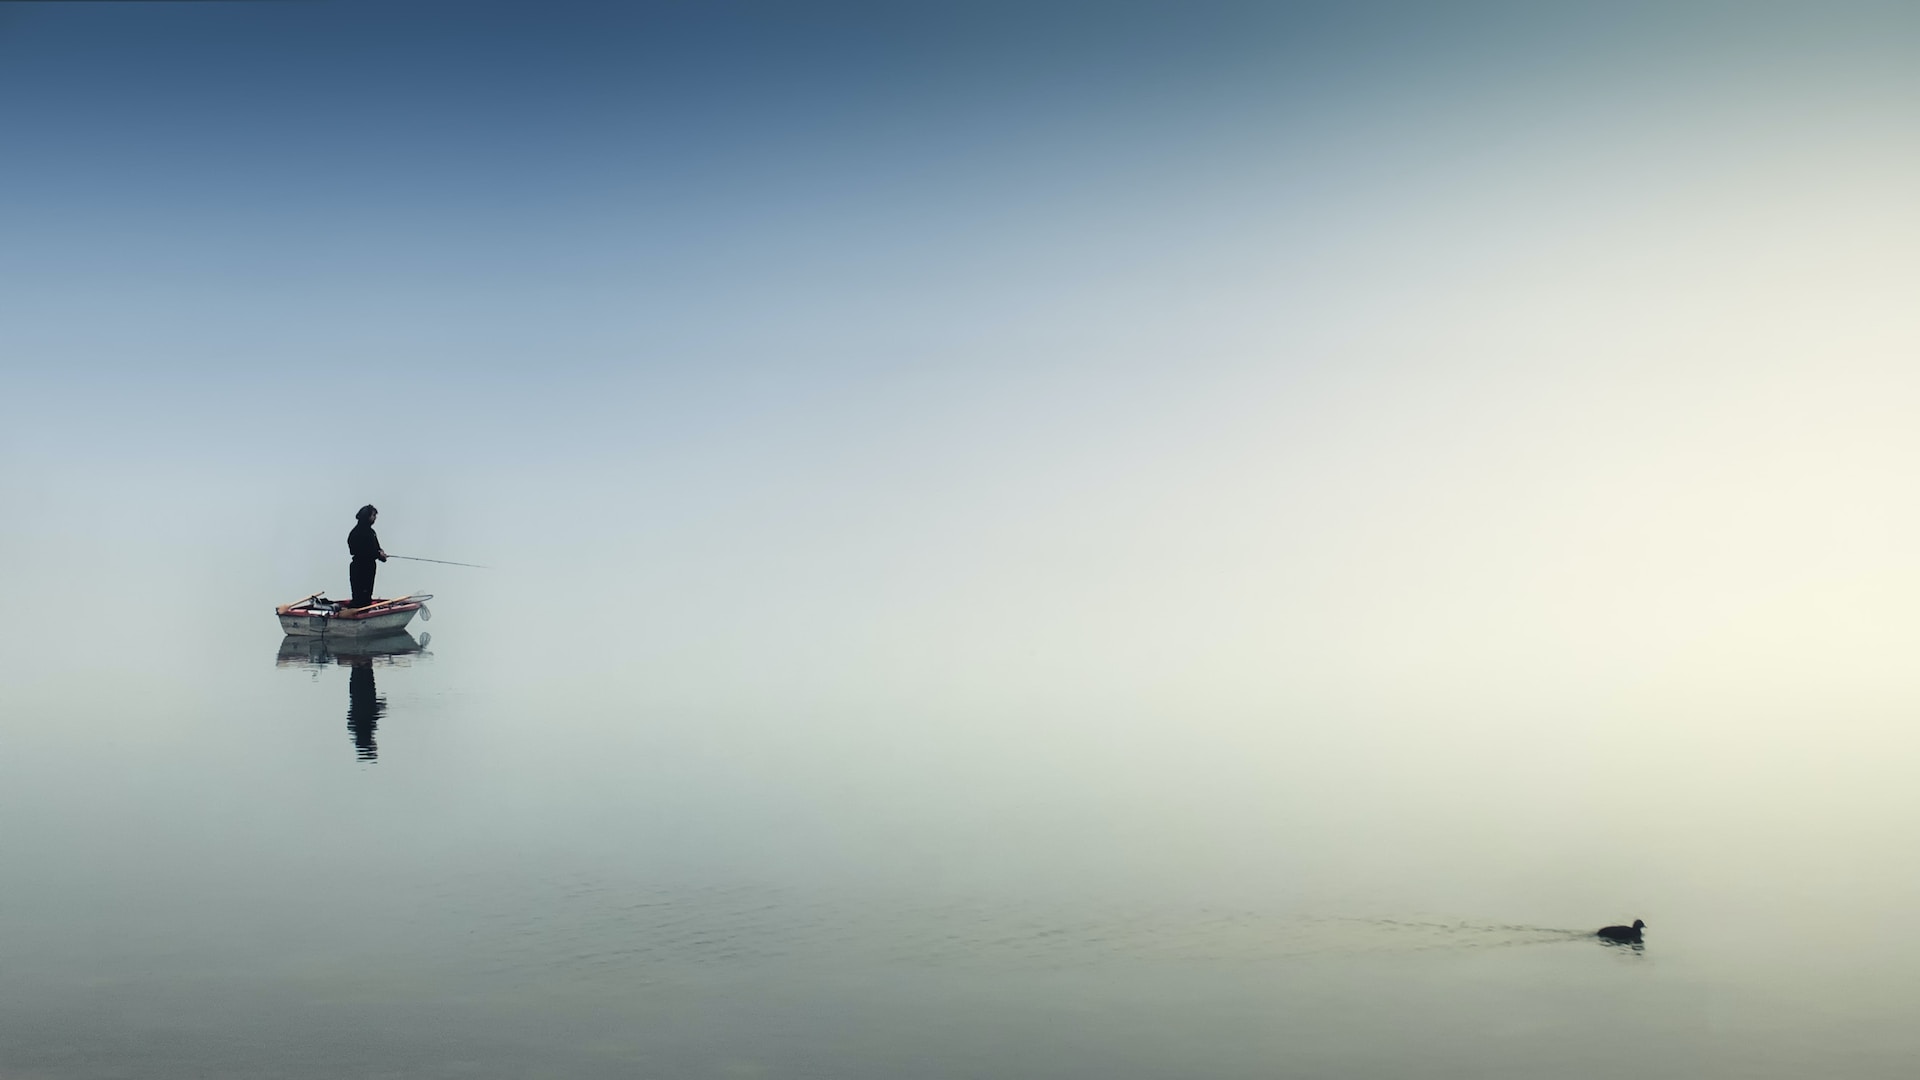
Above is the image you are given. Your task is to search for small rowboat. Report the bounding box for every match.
[276,593,434,637]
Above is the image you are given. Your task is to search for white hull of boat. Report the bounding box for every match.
[278,609,418,637]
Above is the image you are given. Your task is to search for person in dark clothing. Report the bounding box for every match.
[347,504,388,607]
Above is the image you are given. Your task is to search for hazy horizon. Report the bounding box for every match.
[3,4,1919,1076]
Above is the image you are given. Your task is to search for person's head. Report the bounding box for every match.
[356,504,378,524]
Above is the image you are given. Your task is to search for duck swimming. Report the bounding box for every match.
[1596,919,1645,943]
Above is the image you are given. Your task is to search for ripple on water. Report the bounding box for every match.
[407,877,1596,980]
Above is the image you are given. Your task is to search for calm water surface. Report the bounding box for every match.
[3,586,1917,1078]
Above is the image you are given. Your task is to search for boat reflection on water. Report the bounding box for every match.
[275,630,431,669]
[275,631,431,762]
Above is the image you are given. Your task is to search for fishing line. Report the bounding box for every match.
[387,555,491,569]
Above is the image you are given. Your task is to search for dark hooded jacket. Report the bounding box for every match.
[348,521,382,562]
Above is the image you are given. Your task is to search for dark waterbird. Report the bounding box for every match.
[1596,919,1646,943]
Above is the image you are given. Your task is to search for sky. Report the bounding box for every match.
[3,0,1919,722]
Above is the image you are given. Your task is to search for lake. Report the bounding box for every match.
[3,572,1916,1079]
[6,0,1920,1073]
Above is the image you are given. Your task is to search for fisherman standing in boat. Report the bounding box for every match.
[347,504,388,608]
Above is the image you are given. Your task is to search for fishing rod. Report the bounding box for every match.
[387,555,491,569]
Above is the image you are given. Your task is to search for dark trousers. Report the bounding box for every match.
[350,558,378,607]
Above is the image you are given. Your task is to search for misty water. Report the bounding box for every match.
[3,555,1918,1079]
[8,0,1920,1074]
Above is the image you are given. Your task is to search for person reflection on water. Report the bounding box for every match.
[347,504,388,608]
[346,660,384,761]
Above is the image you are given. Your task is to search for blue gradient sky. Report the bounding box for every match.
[5,2,1919,717]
